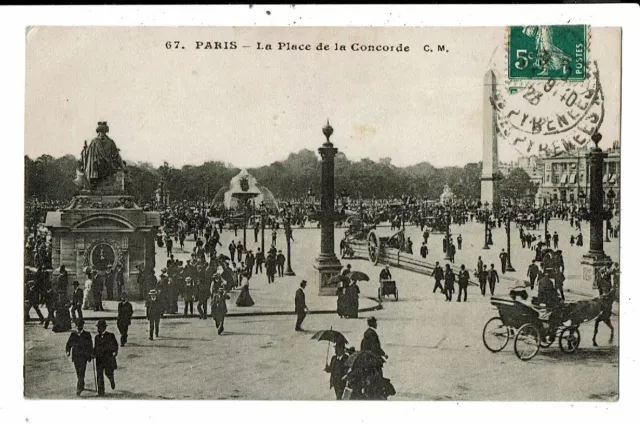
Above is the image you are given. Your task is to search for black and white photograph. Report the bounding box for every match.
[9,6,635,412]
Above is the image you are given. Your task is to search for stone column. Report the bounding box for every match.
[315,121,343,296]
[481,69,499,210]
[581,133,611,290]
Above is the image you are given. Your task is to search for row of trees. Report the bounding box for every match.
[24,149,536,204]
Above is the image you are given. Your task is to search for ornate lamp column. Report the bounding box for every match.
[581,133,612,290]
[316,121,343,296]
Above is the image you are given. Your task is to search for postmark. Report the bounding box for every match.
[508,25,589,81]
[494,58,604,156]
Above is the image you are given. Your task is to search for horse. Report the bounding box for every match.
[561,289,616,347]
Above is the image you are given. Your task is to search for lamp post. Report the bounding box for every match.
[504,201,516,272]
[284,209,296,276]
[482,201,491,250]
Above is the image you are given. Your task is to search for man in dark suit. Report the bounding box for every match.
[527,260,540,289]
[324,339,351,400]
[294,280,309,331]
[117,292,134,347]
[146,289,164,339]
[420,242,428,258]
[499,249,508,274]
[361,317,388,360]
[276,250,286,277]
[65,319,93,396]
[431,262,444,294]
[457,264,470,302]
[478,265,489,296]
[93,319,118,396]
[70,280,84,322]
[488,264,500,296]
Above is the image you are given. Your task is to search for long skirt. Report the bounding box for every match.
[82,284,94,310]
[53,306,72,332]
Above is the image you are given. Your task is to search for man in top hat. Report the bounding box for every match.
[361,317,388,360]
[93,319,118,396]
[211,287,231,335]
[70,280,84,322]
[117,292,134,347]
[294,280,309,331]
[324,339,351,400]
[145,289,163,340]
[65,318,93,396]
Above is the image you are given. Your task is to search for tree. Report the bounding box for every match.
[497,168,535,202]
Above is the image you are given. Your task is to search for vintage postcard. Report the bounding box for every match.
[23,25,621,402]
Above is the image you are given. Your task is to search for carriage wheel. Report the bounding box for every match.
[367,231,380,265]
[482,317,510,353]
[514,323,541,361]
[559,327,581,354]
[394,288,399,301]
[539,329,555,348]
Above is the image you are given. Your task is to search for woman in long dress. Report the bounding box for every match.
[52,292,72,332]
[336,284,348,318]
[236,283,254,307]
[82,277,94,310]
[345,280,360,318]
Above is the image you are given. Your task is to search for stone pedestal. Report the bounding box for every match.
[315,257,343,296]
[581,253,612,291]
[45,195,160,300]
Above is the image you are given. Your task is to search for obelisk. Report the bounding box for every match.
[481,69,499,210]
[315,121,343,296]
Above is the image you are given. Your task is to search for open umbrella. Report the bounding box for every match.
[347,271,370,282]
[345,350,385,370]
[328,274,350,286]
[311,329,349,346]
[311,327,348,366]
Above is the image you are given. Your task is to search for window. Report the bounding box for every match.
[554,175,559,184]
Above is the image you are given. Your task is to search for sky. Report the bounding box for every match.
[24,26,621,169]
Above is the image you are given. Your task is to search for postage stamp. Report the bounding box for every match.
[508,25,589,81]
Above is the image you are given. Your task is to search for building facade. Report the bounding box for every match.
[535,142,620,207]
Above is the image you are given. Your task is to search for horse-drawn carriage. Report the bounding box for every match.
[423,215,449,233]
[482,289,616,361]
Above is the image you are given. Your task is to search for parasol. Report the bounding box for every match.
[328,274,350,286]
[347,271,370,282]
[344,350,385,370]
[311,329,349,346]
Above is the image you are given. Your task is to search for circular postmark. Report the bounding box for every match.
[493,61,604,156]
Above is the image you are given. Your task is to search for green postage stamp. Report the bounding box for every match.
[508,25,588,81]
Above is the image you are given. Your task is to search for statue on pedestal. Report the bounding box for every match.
[75,122,125,191]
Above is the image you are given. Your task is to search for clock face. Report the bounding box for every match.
[91,243,115,271]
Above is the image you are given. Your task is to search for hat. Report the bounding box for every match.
[76,318,85,326]
[96,319,107,328]
[149,289,158,295]
[300,280,307,285]
[72,280,79,286]
[385,265,389,269]
[367,316,377,324]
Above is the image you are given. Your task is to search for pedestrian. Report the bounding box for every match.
[145,289,163,340]
[254,221,260,243]
[488,264,500,296]
[345,279,360,318]
[57,265,69,295]
[420,242,428,259]
[272,229,277,246]
[444,264,455,301]
[457,265,469,302]
[276,250,286,277]
[478,265,488,296]
[66,280,83,322]
[576,232,584,246]
[92,271,104,312]
[324,339,351,400]
[237,241,244,263]
[183,277,195,316]
[93,319,118,397]
[457,234,463,250]
[116,292,133,347]
[294,280,309,331]
[196,278,209,319]
[405,236,413,254]
[25,279,45,323]
[266,252,277,284]
[255,248,265,274]
[43,284,55,330]
[431,261,444,294]
[360,317,388,360]
[52,292,72,332]
[570,235,575,246]
[527,260,540,289]
[65,319,93,396]
[229,240,236,263]
[552,231,559,249]
[447,242,456,263]
[165,234,173,257]
[499,249,508,274]
[211,287,230,335]
[115,263,125,298]
[105,269,114,301]
[555,270,566,301]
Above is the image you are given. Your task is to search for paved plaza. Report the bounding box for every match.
[24,220,619,400]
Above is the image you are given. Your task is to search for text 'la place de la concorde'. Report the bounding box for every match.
[165,40,449,53]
